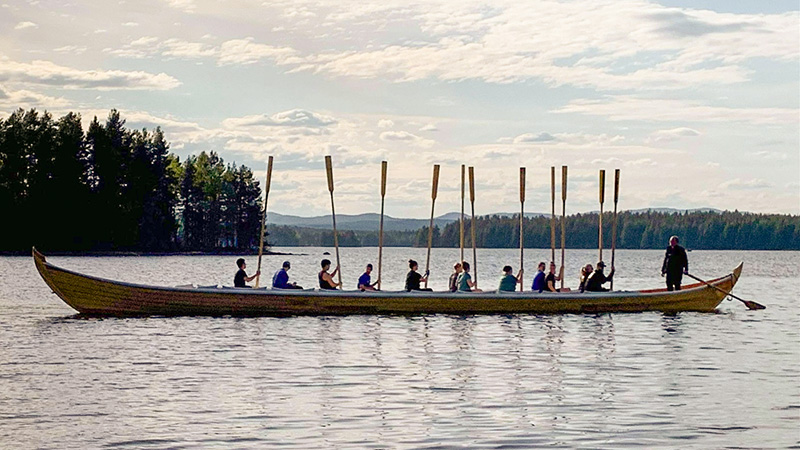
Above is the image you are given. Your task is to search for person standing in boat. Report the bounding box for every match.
[405,259,431,291]
[234,258,260,288]
[578,264,593,293]
[545,261,570,292]
[531,262,546,292]
[585,261,614,292]
[319,259,340,290]
[448,262,462,292]
[498,265,523,292]
[661,235,689,291]
[457,261,481,292]
[272,261,303,289]
[358,263,379,291]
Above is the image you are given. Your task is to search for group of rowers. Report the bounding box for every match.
[234,236,690,294]
[233,256,616,293]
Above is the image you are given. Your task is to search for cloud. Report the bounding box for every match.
[502,131,625,146]
[719,178,772,190]
[377,119,394,128]
[379,130,434,147]
[14,22,37,30]
[0,86,71,111]
[648,127,701,143]
[0,59,181,90]
[557,96,798,125]
[513,132,556,143]
[419,123,438,132]
[223,109,338,128]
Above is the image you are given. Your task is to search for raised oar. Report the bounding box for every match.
[377,161,387,291]
[685,272,765,310]
[550,166,556,263]
[325,155,342,288]
[254,156,273,288]
[519,167,526,292]
[424,164,440,288]
[560,165,567,290]
[610,168,620,290]
[460,164,465,263]
[598,169,606,263]
[469,166,478,288]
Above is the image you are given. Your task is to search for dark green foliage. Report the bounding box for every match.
[0,109,263,253]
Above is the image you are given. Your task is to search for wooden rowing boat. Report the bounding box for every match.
[33,248,743,317]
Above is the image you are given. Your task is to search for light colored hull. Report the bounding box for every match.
[33,248,742,317]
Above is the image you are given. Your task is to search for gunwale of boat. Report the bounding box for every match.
[32,247,743,317]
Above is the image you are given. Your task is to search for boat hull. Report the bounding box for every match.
[33,249,742,317]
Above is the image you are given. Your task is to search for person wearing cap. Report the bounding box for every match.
[272,261,302,289]
[584,261,614,292]
[358,263,379,291]
[661,235,689,291]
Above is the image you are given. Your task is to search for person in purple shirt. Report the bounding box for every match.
[531,261,546,292]
[358,264,379,291]
[272,261,302,289]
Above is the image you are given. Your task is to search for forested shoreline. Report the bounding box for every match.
[0,109,263,253]
[1,108,798,254]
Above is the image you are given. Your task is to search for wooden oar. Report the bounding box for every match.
[460,164,465,263]
[550,166,556,263]
[469,166,478,288]
[377,161,387,291]
[254,156,273,288]
[598,169,605,263]
[325,155,342,288]
[685,272,765,310]
[610,168,619,290]
[519,167,526,292]
[560,165,567,290]
[424,164,440,288]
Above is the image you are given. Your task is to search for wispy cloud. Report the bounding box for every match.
[0,59,180,90]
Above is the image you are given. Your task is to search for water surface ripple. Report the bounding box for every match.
[1,248,798,449]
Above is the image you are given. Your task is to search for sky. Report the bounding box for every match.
[1,0,798,217]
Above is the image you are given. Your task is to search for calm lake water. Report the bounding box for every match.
[1,248,798,449]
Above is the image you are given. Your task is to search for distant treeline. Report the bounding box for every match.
[406,211,800,250]
[0,109,263,252]
[269,211,800,251]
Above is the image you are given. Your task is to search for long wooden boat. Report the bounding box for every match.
[33,248,742,317]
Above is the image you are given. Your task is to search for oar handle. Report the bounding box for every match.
[325,155,334,193]
[599,169,606,204]
[685,272,765,310]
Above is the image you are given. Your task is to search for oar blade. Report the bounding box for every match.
[744,300,766,310]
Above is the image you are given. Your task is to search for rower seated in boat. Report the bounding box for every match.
[405,259,432,292]
[319,259,340,290]
[457,261,481,292]
[272,261,303,289]
[545,261,570,292]
[498,265,523,292]
[584,261,614,292]
[234,258,260,288]
[358,263,379,291]
[578,264,593,292]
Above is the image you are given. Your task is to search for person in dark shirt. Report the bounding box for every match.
[358,263,379,291]
[319,259,340,290]
[272,261,302,289]
[578,264,593,293]
[545,261,570,292]
[661,235,689,291]
[234,258,260,288]
[405,259,431,291]
[448,262,462,292]
[585,261,614,292]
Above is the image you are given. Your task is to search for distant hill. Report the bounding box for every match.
[268,208,723,231]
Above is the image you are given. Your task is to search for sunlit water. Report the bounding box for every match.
[1,248,798,449]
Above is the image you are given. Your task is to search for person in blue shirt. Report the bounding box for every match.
[272,261,302,289]
[358,263,379,291]
[531,261,546,292]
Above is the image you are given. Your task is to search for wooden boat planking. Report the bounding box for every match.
[33,248,743,317]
